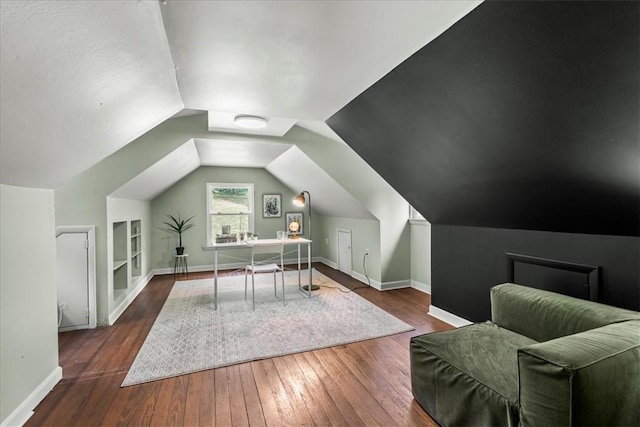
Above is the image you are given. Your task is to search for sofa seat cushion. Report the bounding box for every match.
[411,322,538,426]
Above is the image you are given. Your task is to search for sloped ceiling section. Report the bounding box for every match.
[328,1,640,236]
[196,138,292,168]
[266,146,374,219]
[109,139,200,201]
[159,0,481,121]
[109,136,371,220]
[0,0,183,189]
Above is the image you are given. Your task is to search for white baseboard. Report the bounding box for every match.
[153,263,220,276]
[428,305,473,328]
[316,257,337,269]
[108,270,154,325]
[379,278,411,290]
[411,280,431,295]
[350,270,380,289]
[349,271,411,291]
[1,366,62,427]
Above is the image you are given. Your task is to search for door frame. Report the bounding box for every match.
[336,228,353,275]
[56,225,97,329]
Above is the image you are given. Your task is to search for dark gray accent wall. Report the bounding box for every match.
[327,1,640,317]
[328,1,640,236]
[431,225,640,321]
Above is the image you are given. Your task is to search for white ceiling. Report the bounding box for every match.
[195,138,292,168]
[160,0,481,121]
[109,139,200,201]
[0,0,182,188]
[0,0,482,189]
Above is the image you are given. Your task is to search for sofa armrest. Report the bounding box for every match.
[518,320,640,427]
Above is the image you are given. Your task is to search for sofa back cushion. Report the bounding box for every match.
[491,283,640,341]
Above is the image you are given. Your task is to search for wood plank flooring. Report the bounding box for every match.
[27,263,453,426]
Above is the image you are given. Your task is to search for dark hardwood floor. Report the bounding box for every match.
[27,263,452,426]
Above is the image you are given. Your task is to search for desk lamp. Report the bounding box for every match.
[293,191,319,291]
[288,220,300,239]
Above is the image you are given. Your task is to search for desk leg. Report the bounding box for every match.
[297,244,301,290]
[214,249,218,310]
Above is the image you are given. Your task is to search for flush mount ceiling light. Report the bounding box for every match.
[234,115,268,129]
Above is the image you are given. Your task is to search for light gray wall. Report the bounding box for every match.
[1,184,59,424]
[283,126,411,283]
[314,215,381,282]
[150,166,307,269]
[410,221,431,290]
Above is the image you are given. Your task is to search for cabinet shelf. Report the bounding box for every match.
[112,219,142,301]
[130,220,142,278]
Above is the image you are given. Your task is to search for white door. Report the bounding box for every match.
[337,229,352,274]
[56,232,89,330]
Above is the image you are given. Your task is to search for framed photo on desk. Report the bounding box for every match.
[285,212,304,235]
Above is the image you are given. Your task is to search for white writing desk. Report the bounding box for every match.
[203,238,312,309]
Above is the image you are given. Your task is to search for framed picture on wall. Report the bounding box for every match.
[285,212,304,236]
[262,194,281,217]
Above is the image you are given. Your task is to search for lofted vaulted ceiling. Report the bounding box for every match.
[0,0,481,189]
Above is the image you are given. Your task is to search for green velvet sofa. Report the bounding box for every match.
[410,283,640,426]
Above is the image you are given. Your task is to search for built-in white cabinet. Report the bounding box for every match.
[130,219,142,279]
[111,219,142,302]
[112,221,128,300]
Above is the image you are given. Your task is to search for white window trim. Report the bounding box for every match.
[206,183,255,245]
[409,205,426,221]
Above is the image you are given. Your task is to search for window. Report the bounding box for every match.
[207,183,254,244]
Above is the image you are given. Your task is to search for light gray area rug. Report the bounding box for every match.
[122,269,413,386]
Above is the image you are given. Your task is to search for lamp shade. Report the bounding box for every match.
[293,193,306,207]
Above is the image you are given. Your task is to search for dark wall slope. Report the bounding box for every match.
[328,1,639,237]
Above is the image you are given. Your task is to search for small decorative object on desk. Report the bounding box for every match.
[277,231,286,240]
[215,234,237,243]
[289,221,300,239]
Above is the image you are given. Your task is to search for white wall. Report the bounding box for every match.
[314,215,381,282]
[410,220,432,293]
[1,184,61,426]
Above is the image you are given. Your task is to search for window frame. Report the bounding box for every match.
[206,182,255,245]
[409,205,428,225]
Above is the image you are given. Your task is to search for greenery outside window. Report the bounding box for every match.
[207,183,254,244]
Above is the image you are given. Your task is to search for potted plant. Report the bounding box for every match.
[163,214,195,255]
